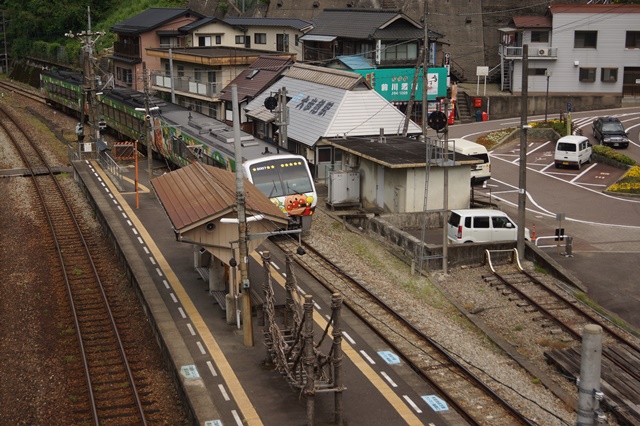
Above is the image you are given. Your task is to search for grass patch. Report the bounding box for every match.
[535,337,571,350]
[533,264,548,275]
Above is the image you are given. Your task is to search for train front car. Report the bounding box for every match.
[243,154,317,231]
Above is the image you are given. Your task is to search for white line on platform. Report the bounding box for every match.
[381,371,397,387]
[206,361,218,377]
[360,350,376,364]
[403,395,422,413]
[218,384,230,401]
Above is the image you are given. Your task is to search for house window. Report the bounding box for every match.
[579,67,596,82]
[255,33,266,44]
[235,35,245,45]
[383,43,418,61]
[177,65,184,78]
[295,35,300,46]
[159,36,180,48]
[195,69,202,81]
[215,35,222,45]
[625,31,640,49]
[198,36,212,47]
[531,31,549,43]
[601,68,618,82]
[527,68,547,76]
[277,34,289,52]
[120,68,132,85]
[574,31,597,48]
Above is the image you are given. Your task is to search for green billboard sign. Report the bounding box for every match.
[355,67,448,102]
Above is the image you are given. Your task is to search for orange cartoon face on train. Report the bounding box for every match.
[284,194,313,216]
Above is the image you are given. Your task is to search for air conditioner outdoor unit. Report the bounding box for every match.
[538,48,549,56]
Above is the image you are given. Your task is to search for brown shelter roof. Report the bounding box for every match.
[151,162,287,231]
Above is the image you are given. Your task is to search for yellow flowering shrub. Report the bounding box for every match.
[607,166,640,194]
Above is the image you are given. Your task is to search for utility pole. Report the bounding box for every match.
[65,6,105,158]
[277,87,288,149]
[420,0,429,138]
[232,85,253,347]
[1,11,8,74]
[517,45,529,259]
[142,61,154,195]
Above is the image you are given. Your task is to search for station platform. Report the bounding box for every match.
[72,158,460,426]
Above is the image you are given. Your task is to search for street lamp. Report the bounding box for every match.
[544,70,552,122]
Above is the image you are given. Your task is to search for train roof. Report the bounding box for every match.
[42,70,287,164]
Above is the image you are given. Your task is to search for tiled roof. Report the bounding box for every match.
[223,17,313,31]
[307,9,419,39]
[219,56,293,102]
[111,8,204,34]
[284,63,365,90]
[151,162,287,231]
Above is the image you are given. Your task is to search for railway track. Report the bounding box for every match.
[0,79,46,103]
[0,104,148,425]
[485,249,640,425]
[272,237,536,425]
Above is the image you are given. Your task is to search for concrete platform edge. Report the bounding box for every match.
[72,161,220,425]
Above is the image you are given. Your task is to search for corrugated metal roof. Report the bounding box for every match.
[151,162,287,232]
[284,63,365,90]
[111,8,204,34]
[219,56,293,102]
[323,136,480,169]
[336,55,375,70]
[246,65,422,147]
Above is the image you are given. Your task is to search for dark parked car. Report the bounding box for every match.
[592,116,630,149]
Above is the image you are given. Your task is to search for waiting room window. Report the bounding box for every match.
[579,67,596,82]
[625,31,640,49]
[255,33,266,44]
[574,31,597,48]
[601,68,618,82]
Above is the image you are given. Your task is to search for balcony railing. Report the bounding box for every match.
[499,45,557,59]
[113,41,140,58]
[150,72,223,99]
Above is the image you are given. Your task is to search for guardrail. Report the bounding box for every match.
[534,235,574,256]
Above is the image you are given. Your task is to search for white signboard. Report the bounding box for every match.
[476,66,489,77]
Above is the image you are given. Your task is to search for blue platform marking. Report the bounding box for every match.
[181,364,200,379]
[378,350,401,364]
[422,395,449,412]
[204,421,223,426]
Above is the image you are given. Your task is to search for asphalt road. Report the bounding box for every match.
[447,106,640,330]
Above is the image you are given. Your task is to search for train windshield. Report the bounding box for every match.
[247,158,313,198]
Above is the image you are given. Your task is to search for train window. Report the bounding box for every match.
[248,158,313,197]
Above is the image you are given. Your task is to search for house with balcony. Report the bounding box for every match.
[498,3,640,101]
[110,10,310,119]
[181,17,313,59]
[109,8,204,91]
[301,9,445,68]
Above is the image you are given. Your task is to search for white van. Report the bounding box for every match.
[447,138,491,185]
[447,209,530,244]
[554,135,592,170]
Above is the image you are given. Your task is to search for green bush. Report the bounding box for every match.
[592,145,637,166]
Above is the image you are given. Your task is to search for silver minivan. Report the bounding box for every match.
[447,209,530,244]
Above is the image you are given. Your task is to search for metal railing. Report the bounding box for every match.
[98,150,126,186]
[150,72,223,98]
